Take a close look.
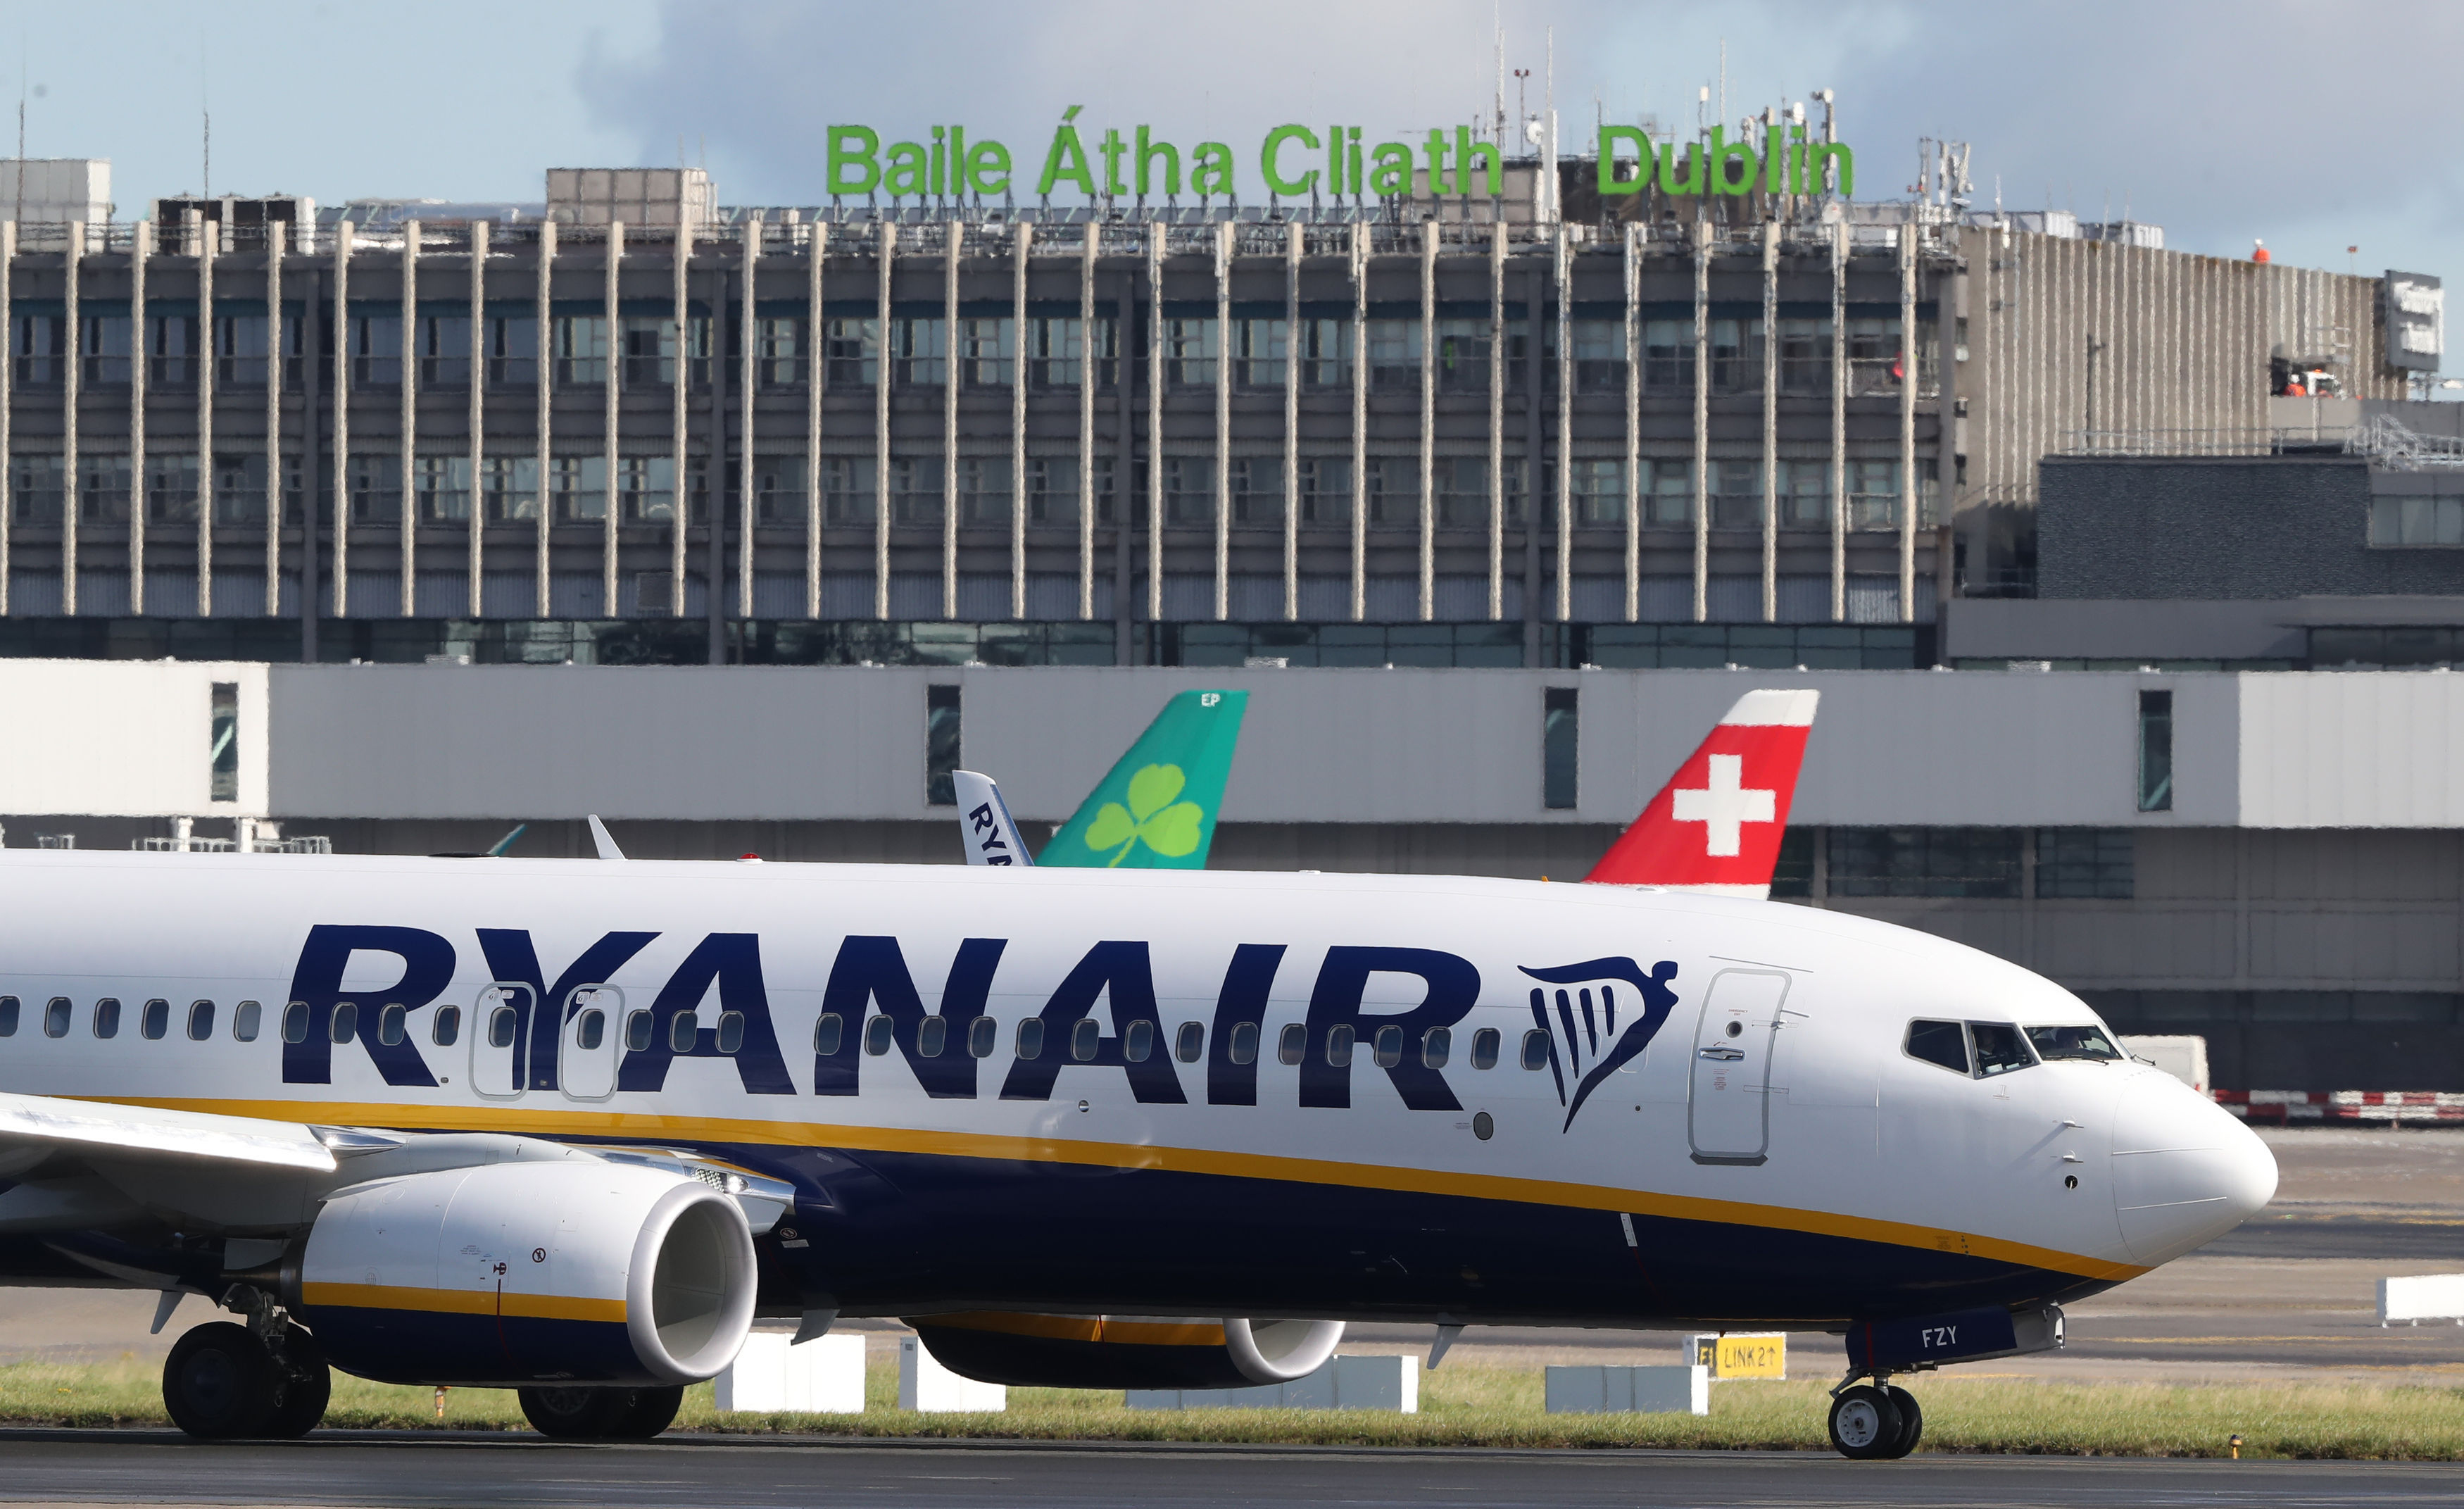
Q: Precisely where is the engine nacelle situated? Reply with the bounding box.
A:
[296,1160,755,1387]
[909,1311,1345,1389]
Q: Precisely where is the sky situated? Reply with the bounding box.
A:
[6,0,2457,334]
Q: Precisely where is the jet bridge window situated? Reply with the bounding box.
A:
[140,999,169,1040]
[1904,1019,1970,1074]
[1970,1022,2036,1077]
[0,996,15,1037]
[92,998,120,1039]
[2024,1025,2123,1062]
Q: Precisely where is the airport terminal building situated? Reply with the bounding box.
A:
[0,149,2455,1094]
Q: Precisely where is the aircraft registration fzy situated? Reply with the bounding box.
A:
[263,919,1680,1129]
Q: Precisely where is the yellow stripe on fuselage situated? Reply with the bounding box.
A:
[299,1281,625,1325]
[113,1096,2148,1284]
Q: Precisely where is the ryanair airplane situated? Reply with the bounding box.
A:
[0,691,2273,1460]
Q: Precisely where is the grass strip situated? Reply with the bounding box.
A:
[4,1357,2460,1459]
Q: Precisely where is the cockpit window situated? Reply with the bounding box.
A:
[1904,1019,1970,1075]
[2025,1025,2124,1062]
[1970,1022,2036,1077]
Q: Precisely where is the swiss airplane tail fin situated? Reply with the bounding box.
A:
[1582,689,1818,898]
[1042,689,1248,869]
[952,771,1035,868]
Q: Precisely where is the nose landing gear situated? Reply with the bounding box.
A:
[1827,1378,1923,1460]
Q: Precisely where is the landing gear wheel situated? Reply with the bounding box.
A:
[1827,1384,1906,1460]
[163,1322,277,1440]
[1881,1384,1923,1458]
[262,1327,332,1439]
[610,1386,683,1440]
[519,1386,641,1439]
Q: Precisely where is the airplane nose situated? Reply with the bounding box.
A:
[2110,1067,2277,1266]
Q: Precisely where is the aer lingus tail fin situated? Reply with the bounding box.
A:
[1041,689,1248,869]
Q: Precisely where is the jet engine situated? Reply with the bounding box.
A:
[294,1160,755,1387]
[907,1311,1345,1389]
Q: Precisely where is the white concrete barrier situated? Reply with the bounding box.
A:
[898,1336,1007,1412]
[2380,1274,2464,1326]
[714,1332,867,1413]
[1125,1354,1419,1412]
[1544,1365,1709,1415]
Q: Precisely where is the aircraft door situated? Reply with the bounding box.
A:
[470,982,535,1100]
[559,986,622,1102]
[1687,969,1790,1165]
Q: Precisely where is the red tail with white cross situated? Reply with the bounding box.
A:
[1582,689,1818,898]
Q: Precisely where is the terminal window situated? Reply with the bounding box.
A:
[925,684,960,807]
[1828,827,2021,899]
[2035,829,2135,900]
[208,682,239,802]
[1542,687,1578,810]
[2137,690,2173,813]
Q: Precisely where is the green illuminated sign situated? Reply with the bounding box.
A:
[822,110,1854,202]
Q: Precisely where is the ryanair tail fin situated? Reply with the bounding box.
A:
[952,771,1034,868]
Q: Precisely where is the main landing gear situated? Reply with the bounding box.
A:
[517,1385,685,1441]
[1827,1379,1923,1460]
[162,1318,331,1440]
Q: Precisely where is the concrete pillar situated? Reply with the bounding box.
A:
[466,219,486,619]
[1688,222,1707,624]
[198,215,218,619]
[1347,221,1365,622]
[1282,220,1300,621]
[670,217,692,618]
[532,219,553,618]
[1557,223,1573,625]
[0,223,11,615]
[1077,226,1095,621]
[874,217,892,621]
[941,218,959,620]
[1487,220,1505,622]
[1114,273,1133,659]
[1010,220,1029,621]
[130,219,149,615]
[805,221,826,620]
[1623,222,1640,623]
[397,220,417,618]
[1760,220,1778,623]
[1417,218,1435,622]
[1828,220,1847,622]
[263,219,285,620]
[331,220,351,619]
[602,220,623,620]
[738,222,758,620]
[1145,223,1163,623]
[1897,224,1916,625]
[62,220,79,617]
[1214,218,1232,622]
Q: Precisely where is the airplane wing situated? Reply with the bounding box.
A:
[952,770,1035,867]
[1583,688,1818,897]
[0,1090,338,1178]
[1041,689,1248,869]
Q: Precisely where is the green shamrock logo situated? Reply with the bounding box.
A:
[1083,763,1205,866]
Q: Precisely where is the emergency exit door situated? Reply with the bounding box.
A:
[1687,969,1791,1165]
[470,982,536,1101]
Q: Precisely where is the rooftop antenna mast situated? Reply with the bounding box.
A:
[1492,6,1504,147]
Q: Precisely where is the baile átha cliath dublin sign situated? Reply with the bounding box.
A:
[824,109,1855,202]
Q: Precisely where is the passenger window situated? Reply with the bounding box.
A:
[915,1015,946,1058]
[44,996,70,1038]
[377,1003,406,1046]
[1904,1020,1970,1075]
[1519,1028,1551,1070]
[1326,1023,1354,1068]
[1123,1019,1153,1063]
[810,1013,842,1056]
[715,1011,744,1054]
[1227,1020,1258,1066]
[431,1004,459,1046]
[967,1015,997,1058]
[1069,1018,1100,1063]
[1421,1025,1452,1069]
[141,998,170,1040]
[1014,1018,1045,1060]
[0,995,17,1037]
[232,1000,262,1042]
[187,1001,215,1041]
[1470,1027,1500,1070]
[862,1013,893,1056]
[2025,1024,2124,1062]
[1372,1025,1402,1068]
[282,1001,310,1044]
[1970,1022,2036,1077]
[93,998,121,1039]
[573,1009,605,1051]
[1277,1022,1305,1065]
[486,1005,518,1049]
[329,1003,357,1044]
[672,1013,701,1053]
[1175,1021,1204,1063]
